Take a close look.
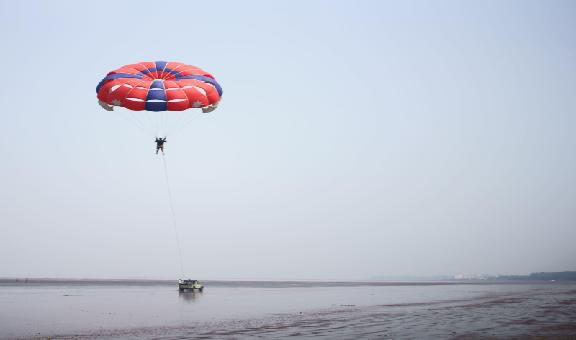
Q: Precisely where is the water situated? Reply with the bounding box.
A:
[0,280,575,339]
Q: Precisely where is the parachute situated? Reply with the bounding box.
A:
[96,61,223,135]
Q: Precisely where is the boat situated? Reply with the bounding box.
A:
[178,279,204,292]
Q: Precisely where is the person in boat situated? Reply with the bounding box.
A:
[155,137,167,154]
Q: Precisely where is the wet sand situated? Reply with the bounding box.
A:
[1,281,575,339]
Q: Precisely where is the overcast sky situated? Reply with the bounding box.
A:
[0,0,575,280]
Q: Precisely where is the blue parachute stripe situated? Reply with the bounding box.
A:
[167,68,183,75]
[146,80,167,111]
[95,73,143,92]
[146,80,166,101]
[176,75,223,96]
[150,80,164,89]
[145,101,167,111]
[155,61,167,72]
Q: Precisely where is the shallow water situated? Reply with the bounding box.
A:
[0,280,574,339]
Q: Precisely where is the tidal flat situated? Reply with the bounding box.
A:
[1,280,575,339]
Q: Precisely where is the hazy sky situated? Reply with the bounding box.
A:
[1,0,575,280]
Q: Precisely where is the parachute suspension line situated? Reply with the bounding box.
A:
[161,154,185,278]
[161,111,168,137]
[173,113,201,137]
[112,110,145,134]
[166,112,183,136]
[162,111,168,136]
[158,111,164,136]
[167,112,185,135]
[124,110,150,135]
[152,111,159,137]
[172,112,196,134]
[166,112,200,138]
[152,111,167,138]
[148,111,160,137]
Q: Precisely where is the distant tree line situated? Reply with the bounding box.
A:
[498,271,576,281]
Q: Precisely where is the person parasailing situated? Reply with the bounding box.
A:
[96,61,223,286]
[155,137,167,154]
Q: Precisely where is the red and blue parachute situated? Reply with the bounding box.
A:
[96,61,222,113]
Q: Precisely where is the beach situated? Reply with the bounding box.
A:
[1,280,575,339]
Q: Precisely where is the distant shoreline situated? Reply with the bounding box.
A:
[0,277,562,288]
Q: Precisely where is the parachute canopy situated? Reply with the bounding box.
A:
[96,61,222,113]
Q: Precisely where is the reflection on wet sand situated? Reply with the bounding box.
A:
[178,290,202,303]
